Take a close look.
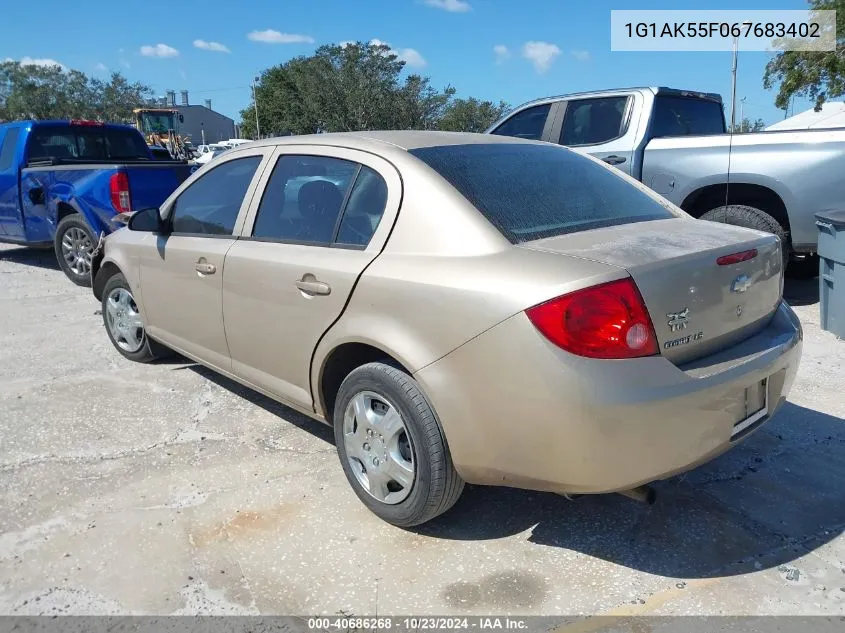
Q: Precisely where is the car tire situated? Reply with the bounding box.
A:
[699,205,789,269]
[101,272,171,363]
[333,362,464,527]
[54,214,96,287]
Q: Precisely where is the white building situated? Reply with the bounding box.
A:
[766,102,845,131]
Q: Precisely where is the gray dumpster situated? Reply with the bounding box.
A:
[816,210,845,339]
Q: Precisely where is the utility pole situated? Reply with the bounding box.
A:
[729,22,752,134]
[252,75,261,140]
[740,97,746,132]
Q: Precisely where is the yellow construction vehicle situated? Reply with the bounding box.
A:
[132,108,191,160]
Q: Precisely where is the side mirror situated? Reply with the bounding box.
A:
[127,207,165,233]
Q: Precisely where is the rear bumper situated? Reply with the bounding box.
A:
[415,301,803,494]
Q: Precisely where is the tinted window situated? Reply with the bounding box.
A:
[490,104,551,141]
[76,128,149,160]
[651,96,726,137]
[410,143,674,244]
[171,156,262,235]
[0,128,21,171]
[560,97,628,146]
[26,127,149,161]
[336,166,388,246]
[252,155,358,243]
[28,130,77,160]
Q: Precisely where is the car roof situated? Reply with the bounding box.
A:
[244,130,537,153]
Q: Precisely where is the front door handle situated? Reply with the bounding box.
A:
[295,278,331,296]
[602,155,627,165]
[195,261,216,275]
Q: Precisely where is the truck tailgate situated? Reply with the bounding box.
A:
[124,162,193,210]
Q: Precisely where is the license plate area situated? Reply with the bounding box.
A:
[731,378,768,441]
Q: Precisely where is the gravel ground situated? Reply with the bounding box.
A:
[0,243,843,618]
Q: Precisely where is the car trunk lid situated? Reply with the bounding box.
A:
[520,217,783,364]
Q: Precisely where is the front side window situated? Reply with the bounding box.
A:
[410,143,674,244]
[560,96,629,146]
[489,104,551,141]
[252,155,359,244]
[170,156,262,235]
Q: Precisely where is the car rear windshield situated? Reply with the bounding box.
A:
[650,96,726,137]
[27,126,150,162]
[409,143,675,244]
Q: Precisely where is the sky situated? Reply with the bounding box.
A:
[2,0,820,127]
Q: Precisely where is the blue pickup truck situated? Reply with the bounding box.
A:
[0,120,192,285]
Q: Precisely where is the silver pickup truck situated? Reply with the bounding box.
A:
[485,86,845,275]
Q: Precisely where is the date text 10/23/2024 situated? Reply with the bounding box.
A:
[307,617,530,631]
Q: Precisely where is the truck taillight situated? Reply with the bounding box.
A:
[109,172,131,213]
[525,278,659,359]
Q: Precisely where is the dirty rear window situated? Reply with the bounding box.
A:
[410,143,674,244]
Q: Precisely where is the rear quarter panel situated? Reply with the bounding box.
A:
[20,166,120,242]
[643,130,845,250]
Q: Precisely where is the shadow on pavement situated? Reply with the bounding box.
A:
[0,246,58,271]
[417,402,845,578]
[784,277,819,307]
[187,363,335,444]
[180,354,843,580]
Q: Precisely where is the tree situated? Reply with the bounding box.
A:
[0,61,152,123]
[439,97,511,133]
[240,42,504,137]
[763,0,845,111]
[729,117,766,133]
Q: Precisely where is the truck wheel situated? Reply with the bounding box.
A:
[700,205,789,269]
[54,214,96,287]
[101,272,171,363]
[333,362,464,527]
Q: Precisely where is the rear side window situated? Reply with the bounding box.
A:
[560,97,629,146]
[335,166,388,247]
[651,96,726,137]
[170,156,262,235]
[410,143,674,244]
[251,155,359,244]
[489,104,551,141]
[0,128,21,171]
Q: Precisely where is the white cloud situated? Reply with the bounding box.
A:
[193,39,231,53]
[247,29,314,44]
[140,43,179,58]
[5,56,66,70]
[95,62,108,72]
[423,0,471,12]
[493,45,510,64]
[572,50,590,62]
[369,39,427,68]
[522,41,561,73]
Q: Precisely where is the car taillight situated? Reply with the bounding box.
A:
[525,278,659,359]
[716,249,758,265]
[109,172,131,213]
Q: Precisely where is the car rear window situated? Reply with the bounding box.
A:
[409,143,674,244]
[650,96,726,137]
[27,126,149,162]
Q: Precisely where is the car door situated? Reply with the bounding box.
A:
[222,146,400,409]
[0,126,23,238]
[553,94,638,175]
[139,149,272,370]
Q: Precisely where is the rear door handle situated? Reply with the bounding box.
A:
[295,278,331,296]
[195,261,216,275]
[602,155,627,165]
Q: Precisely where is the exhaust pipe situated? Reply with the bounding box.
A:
[617,484,656,505]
